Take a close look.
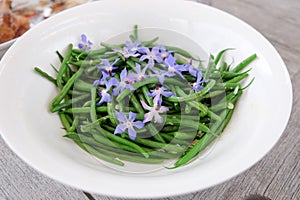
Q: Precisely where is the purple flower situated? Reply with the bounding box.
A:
[127,63,149,82]
[96,78,117,106]
[116,47,140,59]
[191,71,207,92]
[114,111,145,140]
[92,71,109,87]
[147,85,174,105]
[188,61,201,77]
[78,34,92,51]
[164,54,188,79]
[155,45,173,59]
[139,46,163,68]
[150,69,168,84]
[140,95,169,124]
[96,58,119,76]
[112,68,135,96]
[125,40,144,53]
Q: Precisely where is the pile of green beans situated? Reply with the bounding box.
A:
[34,26,256,168]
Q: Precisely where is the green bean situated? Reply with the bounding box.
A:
[69,59,100,68]
[51,67,84,108]
[214,82,241,91]
[73,79,92,92]
[84,144,125,166]
[65,106,107,114]
[69,116,79,132]
[50,64,59,73]
[166,80,216,102]
[34,67,57,85]
[160,133,191,146]
[87,125,149,158]
[232,53,257,73]
[134,137,186,153]
[203,55,216,80]
[90,87,97,122]
[100,42,123,50]
[219,61,229,72]
[165,118,212,135]
[214,48,234,66]
[63,132,88,150]
[172,86,208,115]
[93,145,164,164]
[50,92,90,113]
[107,100,117,126]
[225,73,249,84]
[56,44,73,89]
[56,50,64,62]
[141,37,159,47]
[59,112,72,131]
[221,68,252,80]
[173,131,198,140]
[72,47,108,57]
[133,24,138,40]
[161,125,179,132]
[141,86,154,106]
[165,45,195,59]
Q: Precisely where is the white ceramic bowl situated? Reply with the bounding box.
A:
[0,0,292,198]
[0,39,16,59]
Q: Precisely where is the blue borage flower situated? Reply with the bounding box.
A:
[112,68,135,96]
[78,34,93,51]
[96,58,119,76]
[114,111,145,140]
[115,47,140,60]
[147,85,174,105]
[127,63,149,83]
[125,40,144,53]
[140,95,169,124]
[155,45,174,59]
[139,46,163,69]
[164,54,189,79]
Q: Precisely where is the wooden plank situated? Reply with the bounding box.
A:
[0,138,89,200]
[211,0,300,75]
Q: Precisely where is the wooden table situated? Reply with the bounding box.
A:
[0,0,299,199]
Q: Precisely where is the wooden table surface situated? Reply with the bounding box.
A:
[0,0,299,199]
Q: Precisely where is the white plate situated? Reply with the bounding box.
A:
[0,0,292,198]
